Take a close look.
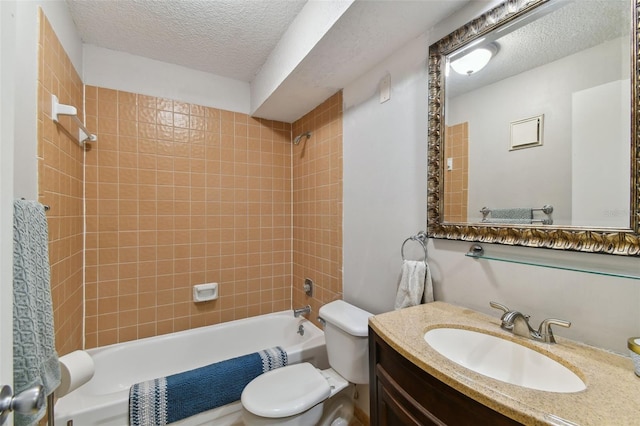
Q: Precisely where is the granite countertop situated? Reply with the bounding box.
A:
[368,302,640,425]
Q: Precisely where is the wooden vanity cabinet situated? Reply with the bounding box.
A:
[369,327,522,426]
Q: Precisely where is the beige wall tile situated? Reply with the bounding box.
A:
[444,123,469,223]
[84,87,295,346]
[37,9,84,356]
[291,92,344,326]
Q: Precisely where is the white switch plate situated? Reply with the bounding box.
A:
[380,74,391,103]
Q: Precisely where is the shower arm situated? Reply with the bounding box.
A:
[293,131,312,145]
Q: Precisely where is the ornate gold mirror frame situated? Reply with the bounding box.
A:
[427,0,640,256]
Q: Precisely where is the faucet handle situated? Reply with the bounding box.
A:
[537,318,571,343]
[489,301,510,314]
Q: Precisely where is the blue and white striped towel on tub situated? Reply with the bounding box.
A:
[129,346,288,425]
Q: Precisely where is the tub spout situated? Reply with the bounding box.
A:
[294,305,311,318]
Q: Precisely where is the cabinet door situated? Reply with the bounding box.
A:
[377,365,446,426]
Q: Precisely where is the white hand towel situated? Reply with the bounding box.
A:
[394,260,426,310]
[423,261,434,303]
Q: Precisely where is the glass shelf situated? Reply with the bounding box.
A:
[465,244,640,280]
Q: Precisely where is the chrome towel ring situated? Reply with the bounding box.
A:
[401,231,428,266]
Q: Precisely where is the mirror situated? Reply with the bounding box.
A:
[427,0,640,255]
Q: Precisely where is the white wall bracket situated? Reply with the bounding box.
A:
[51,95,97,146]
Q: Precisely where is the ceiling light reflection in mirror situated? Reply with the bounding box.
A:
[450,43,498,76]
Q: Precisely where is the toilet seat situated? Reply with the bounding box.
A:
[241,363,331,418]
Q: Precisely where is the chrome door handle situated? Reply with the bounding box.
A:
[0,384,45,425]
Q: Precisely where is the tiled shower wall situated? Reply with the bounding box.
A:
[291,92,343,325]
[38,9,345,350]
[444,122,468,222]
[83,88,293,347]
[37,9,85,356]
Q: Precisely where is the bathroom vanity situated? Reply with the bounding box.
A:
[368,302,640,425]
[369,328,519,425]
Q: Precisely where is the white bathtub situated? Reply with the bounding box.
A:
[55,311,328,425]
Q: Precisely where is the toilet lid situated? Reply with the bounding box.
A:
[241,363,331,418]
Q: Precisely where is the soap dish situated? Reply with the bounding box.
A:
[627,337,640,376]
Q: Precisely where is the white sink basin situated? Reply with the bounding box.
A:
[424,328,586,393]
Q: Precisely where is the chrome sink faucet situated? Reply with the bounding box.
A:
[294,305,311,318]
[490,301,571,344]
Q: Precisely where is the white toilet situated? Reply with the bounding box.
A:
[241,300,373,426]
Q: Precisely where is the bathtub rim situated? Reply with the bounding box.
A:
[86,309,320,355]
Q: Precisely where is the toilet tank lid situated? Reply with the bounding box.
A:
[318,300,373,337]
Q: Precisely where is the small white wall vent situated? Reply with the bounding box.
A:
[510,114,543,151]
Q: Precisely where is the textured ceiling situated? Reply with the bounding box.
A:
[448,0,630,98]
[65,0,473,121]
[66,0,307,82]
[254,0,471,121]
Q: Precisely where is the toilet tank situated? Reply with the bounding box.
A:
[318,300,373,384]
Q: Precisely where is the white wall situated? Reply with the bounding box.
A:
[13,0,83,200]
[343,33,428,315]
[83,45,251,114]
[572,79,630,227]
[342,1,640,356]
[1,0,18,405]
